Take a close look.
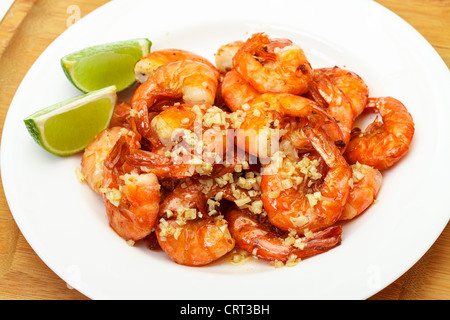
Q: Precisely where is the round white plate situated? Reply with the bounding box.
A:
[2,0,450,300]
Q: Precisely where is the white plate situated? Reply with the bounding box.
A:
[0,0,14,23]
[2,0,450,300]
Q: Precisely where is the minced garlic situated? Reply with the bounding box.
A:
[100,187,121,207]
[290,215,309,228]
[306,192,322,208]
[351,162,365,183]
[75,167,85,183]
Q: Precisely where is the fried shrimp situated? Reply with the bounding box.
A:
[314,67,369,118]
[341,162,382,221]
[344,97,415,170]
[81,127,140,194]
[149,103,230,151]
[131,60,219,140]
[101,135,161,241]
[109,102,134,129]
[126,103,235,179]
[261,127,352,234]
[237,93,342,159]
[226,206,342,263]
[233,33,313,95]
[155,181,235,266]
[220,69,260,112]
[214,40,244,74]
[309,72,354,148]
[135,48,219,83]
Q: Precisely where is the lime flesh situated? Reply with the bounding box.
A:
[24,86,117,156]
[61,39,151,93]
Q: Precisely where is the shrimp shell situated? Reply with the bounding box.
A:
[344,97,415,170]
[261,127,352,234]
[226,207,342,262]
[135,48,219,83]
[155,182,235,266]
[233,33,313,95]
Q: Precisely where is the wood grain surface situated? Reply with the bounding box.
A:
[0,0,449,300]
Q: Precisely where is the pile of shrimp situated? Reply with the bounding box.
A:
[79,33,414,267]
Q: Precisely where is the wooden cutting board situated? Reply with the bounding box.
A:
[0,0,449,300]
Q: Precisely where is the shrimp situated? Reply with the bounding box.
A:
[226,207,342,263]
[80,127,141,194]
[125,148,194,180]
[233,33,313,95]
[278,74,353,155]
[309,72,354,148]
[314,67,369,118]
[109,101,135,129]
[131,60,219,140]
[341,163,382,221]
[220,69,260,112]
[261,126,352,234]
[215,38,292,75]
[152,103,233,163]
[155,181,235,266]
[214,40,244,74]
[277,117,316,154]
[135,48,219,83]
[344,97,415,170]
[101,135,161,241]
[236,93,342,159]
[126,103,235,179]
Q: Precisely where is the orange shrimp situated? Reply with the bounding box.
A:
[153,103,233,161]
[124,148,194,180]
[148,103,201,149]
[109,101,136,129]
[277,117,316,155]
[101,135,161,242]
[309,72,354,148]
[261,126,352,234]
[126,103,235,179]
[233,33,313,95]
[344,97,415,170]
[125,146,238,180]
[214,38,293,76]
[341,163,382,221]
[214,40,244,74]
[226,207,342,263]
[314,67,369,119]
[236,93,342,159]
[220,69,260,112]
[155,181,235,266]
[131,60,219,140]
[135,48,219,83]
[80,127,141,194]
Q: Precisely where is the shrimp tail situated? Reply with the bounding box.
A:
[307,78,329,110]
[303,125,347,167]
[104,136,132,172]
[299,226,342,258]
[309,105,347,150]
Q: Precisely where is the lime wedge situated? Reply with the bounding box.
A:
[24,86,117,156]
[61,38,151,93]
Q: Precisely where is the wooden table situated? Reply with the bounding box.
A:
[0,0,449,300]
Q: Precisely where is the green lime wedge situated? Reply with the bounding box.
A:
[61,38,151,93]
[24,86,117,156]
